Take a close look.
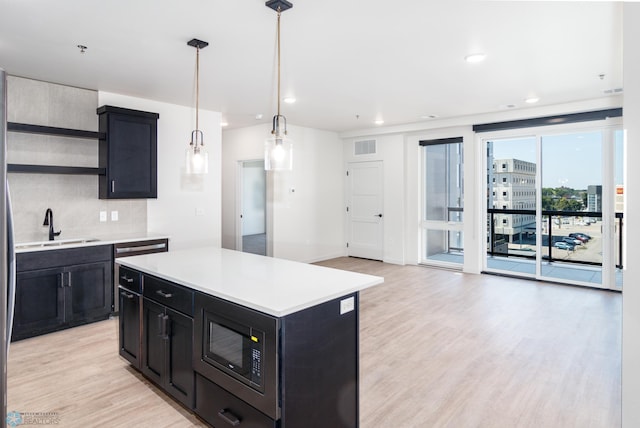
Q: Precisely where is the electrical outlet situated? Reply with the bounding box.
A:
[340,296,355,315]
[111,211,119,221]
[99,211,107,222]
[195,207,205,216]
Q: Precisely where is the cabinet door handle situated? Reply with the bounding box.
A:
[164,315,171,339]
[67,272,72,288]
[120,275,134,283]
[157,313,165,338]
[59,272,65,288]
[217,409,241,426]
[122,291,135,299]
[111,180,115,193]
[156,290,173,299]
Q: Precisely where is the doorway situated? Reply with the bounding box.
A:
[347,161,384,261]
[237,160,267,256]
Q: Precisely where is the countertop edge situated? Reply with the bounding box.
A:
[15,234,170,253]
[116,250,384,317]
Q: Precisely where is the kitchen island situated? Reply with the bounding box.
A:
[117,247,383,428]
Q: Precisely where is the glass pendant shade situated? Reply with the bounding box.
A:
[186,130,209,174]
[264,134,293,171]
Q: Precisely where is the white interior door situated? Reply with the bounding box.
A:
[347,161,383,260]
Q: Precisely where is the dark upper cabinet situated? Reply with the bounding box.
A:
[97,105,159,199]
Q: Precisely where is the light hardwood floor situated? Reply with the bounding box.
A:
[8,258,621,427]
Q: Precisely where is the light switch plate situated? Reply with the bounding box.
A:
[99,211,107,222]
[111,211,118,221]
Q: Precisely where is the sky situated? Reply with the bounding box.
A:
[490,130,624,189]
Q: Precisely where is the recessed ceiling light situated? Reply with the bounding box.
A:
[464,53,486,63]
[283,97,296,104]
[255,114,263,120]
[525,97,540,104]
[374,119,385,125]
[220,121,229,127]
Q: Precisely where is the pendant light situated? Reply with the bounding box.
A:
[185,38,209,175]
[264,0,293,171]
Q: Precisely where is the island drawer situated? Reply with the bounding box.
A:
[195,373,277,428]
[118,266,142,293]
[143,274,194,316]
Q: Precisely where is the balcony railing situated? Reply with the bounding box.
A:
[486,208,624,269]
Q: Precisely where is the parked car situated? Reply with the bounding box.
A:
[562,236,582,245]
[554,241,575,251]
[568,233,589,243]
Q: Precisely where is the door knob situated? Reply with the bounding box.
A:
[375,214,383,218]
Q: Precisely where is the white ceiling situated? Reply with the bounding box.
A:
[0,0,623,132]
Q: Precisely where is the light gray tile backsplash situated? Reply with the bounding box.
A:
[7,76,147,243]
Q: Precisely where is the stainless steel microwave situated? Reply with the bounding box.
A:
[194,292,280,420]
[202,310,265,391]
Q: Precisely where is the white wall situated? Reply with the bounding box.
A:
[622,3,640,426]
[222,123,345,263]
[98,92,221,250]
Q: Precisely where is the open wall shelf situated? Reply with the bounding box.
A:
[7,122,104,176]
[8,122,104,140]
[7,164,105,175]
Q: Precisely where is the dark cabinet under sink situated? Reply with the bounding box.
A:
[13,245,113,341]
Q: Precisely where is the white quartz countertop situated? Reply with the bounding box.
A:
[15,233,169,253]
[117,247,384,317]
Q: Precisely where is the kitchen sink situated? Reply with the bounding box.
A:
[15,238,100,250]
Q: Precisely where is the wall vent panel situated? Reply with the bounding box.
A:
[354,139,376,155]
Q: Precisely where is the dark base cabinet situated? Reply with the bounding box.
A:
[118,266,142,368]
[140,275,195,410]
[195,374,278,428]
[279,294,359,428]
[13,245,113,341]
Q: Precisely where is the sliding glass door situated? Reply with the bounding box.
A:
[540,131,603,285]
[484,124,623,289]
[487,137,537,276]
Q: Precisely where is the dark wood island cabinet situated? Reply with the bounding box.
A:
[117,247,384,428]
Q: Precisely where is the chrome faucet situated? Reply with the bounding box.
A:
[43,208,61,241]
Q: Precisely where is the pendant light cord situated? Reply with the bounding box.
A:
[196,46,200,133]
[276,8,282,118]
